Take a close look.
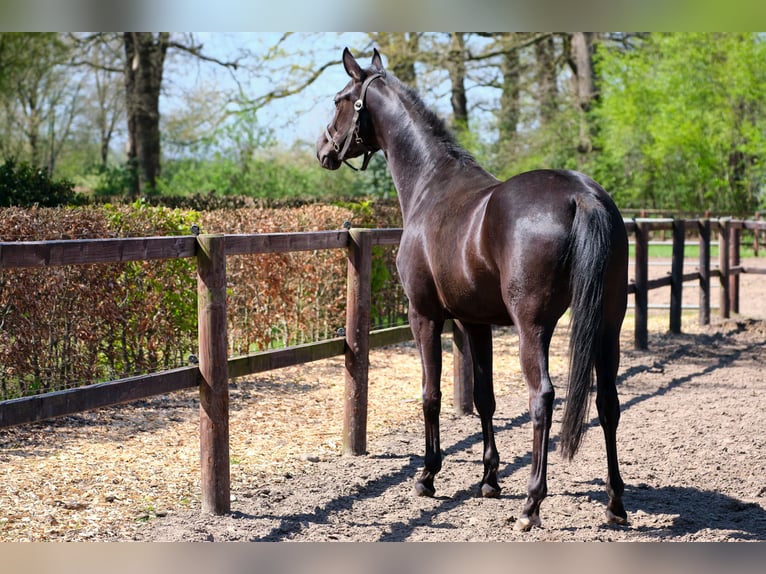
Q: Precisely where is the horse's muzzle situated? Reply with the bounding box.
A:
[316,133,341,170]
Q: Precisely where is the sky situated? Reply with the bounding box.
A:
[162,32,502,154]
[162,33,373,151]
[4,3,765,156]
[3,0,766,33]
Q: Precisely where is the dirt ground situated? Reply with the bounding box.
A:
[1,261,765,542]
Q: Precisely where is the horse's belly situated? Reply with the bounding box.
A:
[437,278,513,325]
[444,297,513,325]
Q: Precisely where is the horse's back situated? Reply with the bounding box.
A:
[493,169,618,223]
[486,169,625,265]
[398,168,624,325]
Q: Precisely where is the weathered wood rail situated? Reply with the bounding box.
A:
[0,218,764,515]
[0,227,420,514]
[627,218,766,349]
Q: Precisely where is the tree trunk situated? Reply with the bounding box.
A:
[95,67,121,167]
[22,90,42,169]
[123,32,168,198]
[447,33,468,133]
[498,47,521,143]
[569,32,598,155]
[570,32,598,111]
[535,35,558,125]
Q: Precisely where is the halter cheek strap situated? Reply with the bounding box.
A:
[325,72,383,171]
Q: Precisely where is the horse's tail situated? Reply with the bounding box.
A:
[559,191,615,461]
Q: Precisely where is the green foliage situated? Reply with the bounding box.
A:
[0,203,200,399]
[156,147,393,202]
[0,202,407,399]
[0,157,75,207]
[592,33,766,214]
[490,105,583,180]
[102,200,200,373]
[92,162,139,200]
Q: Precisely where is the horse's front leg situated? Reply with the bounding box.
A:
[410,309,444,497]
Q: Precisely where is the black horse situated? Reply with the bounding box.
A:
[317,48,629,530]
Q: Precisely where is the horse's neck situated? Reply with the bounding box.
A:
[372,89,496,222]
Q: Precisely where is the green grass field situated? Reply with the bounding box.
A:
[629,241,765,259]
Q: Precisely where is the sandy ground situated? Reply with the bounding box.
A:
[1,260,764,542]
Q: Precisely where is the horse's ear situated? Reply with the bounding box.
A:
[371,48,384,72]
[342,47,363,81]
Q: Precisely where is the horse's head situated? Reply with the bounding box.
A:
[317,48,385,171]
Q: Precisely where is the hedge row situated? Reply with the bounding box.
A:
[0,201,405,400]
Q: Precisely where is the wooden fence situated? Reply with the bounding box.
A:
[0,218,764,515]
[627,218,766,348]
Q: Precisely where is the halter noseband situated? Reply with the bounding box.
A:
[325,72,383,171]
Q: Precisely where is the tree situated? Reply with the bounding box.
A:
[367,33,420,86]
[446,32,469,133]
[498,46,521,143]
[0,33,81,175]
[593,32,766,214]
[535,34,558,126]
[73,33,240,198]
[123,32,168,197]
[463,32,580,176]
[80,34,125,167]
[567,32,599,157]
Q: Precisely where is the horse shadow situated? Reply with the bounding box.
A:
[243,411,531,541]
[239,325,765,541]
[575,480,766,540]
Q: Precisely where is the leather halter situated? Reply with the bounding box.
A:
[324,72,383,171]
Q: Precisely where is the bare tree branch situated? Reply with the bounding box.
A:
[236,58,341,113]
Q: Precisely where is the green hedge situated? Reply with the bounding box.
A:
[0,158,75,207]
[0,201,406,400]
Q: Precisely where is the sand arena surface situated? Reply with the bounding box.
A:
[1,260,764,541]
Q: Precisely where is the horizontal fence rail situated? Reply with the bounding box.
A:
[0,236,199,267]
[1,218,764,515]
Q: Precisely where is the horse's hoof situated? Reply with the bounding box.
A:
[480,483,501,498]
[514,514,541,532]
[414,481,435,497]
[605,508,628,525]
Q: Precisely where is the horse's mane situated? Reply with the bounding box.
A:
[376,69,477,167]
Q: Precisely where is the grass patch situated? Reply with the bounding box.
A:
[628,242,765,259]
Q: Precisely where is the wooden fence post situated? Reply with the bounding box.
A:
[719,219,730,319]
[634,220,649,350]
[196,234,230,515]
[344,228,372,456]
[451,320,474,416]
[730,224,740,315]
[669,219,685,334]
[698,219,711,326]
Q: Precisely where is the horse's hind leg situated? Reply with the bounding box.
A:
[410,308,444,497]
[595,328,628,524]
[516,321,556,531]
[462,322,500,497]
